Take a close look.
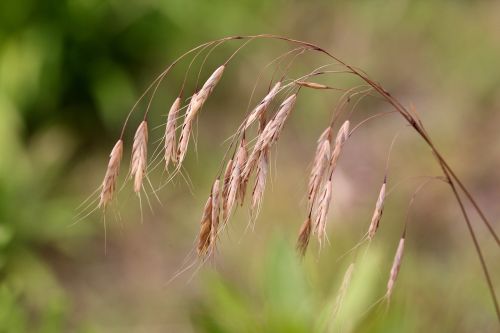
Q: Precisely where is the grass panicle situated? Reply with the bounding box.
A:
[92,35,499,319]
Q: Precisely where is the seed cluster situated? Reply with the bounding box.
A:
[93,36,500,316]
[97,59,400,300]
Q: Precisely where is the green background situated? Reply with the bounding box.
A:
[1,0,499,332]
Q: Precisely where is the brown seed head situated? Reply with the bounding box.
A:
[244,82,281,130]
[177,120,192,165]
[225,140,246,222]
[199,65,225,98]
[131,121,148,193]
[222,158,234,222]
[186,65,225,124]
[250,148,269,220]
[210,179,221,245]
[177,66,225,165]
[336,120,350,146]
[197,194,213,256]
[270,94,297,143]
[295,81,331,90]
[313,179,333,247]
[165,97,181,168]
[328,120,350,176]
[368,181,386,240]
[99,139,123,208]
[386,237,405,299]
[308,127,332,207]
[237,138,249,205]
[244,94,297,180]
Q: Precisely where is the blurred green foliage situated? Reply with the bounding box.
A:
[1,0,499,332]
[191,237,418,333]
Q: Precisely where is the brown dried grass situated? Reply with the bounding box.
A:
[131,121,148,193]
[164,97,181,168]
[93,35,499,318]
[386,236,405,300]
[368,180,386,240]
[99,139,123,208]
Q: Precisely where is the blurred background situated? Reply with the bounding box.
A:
[1,0,499,332]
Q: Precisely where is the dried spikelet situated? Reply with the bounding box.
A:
[296,81,331,89]
[269,94,297,143]
[328,120,350,175]
[329,144,341,171]
[176,66,225,165]
[222,159,233,222]
[183,91,198,125]
[244,82,281,130]
[131,121,148,193]
[317,126,333,143]
[313,179,333,246]
[99,139,123,208]
[296,216,312,256]
[237,138,249,205]
[185,65,225,124]
[197,194,213,256]
[250,148,269,219]
[210,179,221,246]
[308,127,332,206]
[164,97,181,168]
[367,179,386,240]
[386,236,405,299]
[177,120,192,165]
[307,122,349,247]
[336,120,350,145]
[243,94,297,181]
[225,140,246,222]
[241,148,259,183]
[257,94,297,150]
[197,65,225,101]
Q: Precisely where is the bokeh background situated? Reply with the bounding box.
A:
[1,0,499,332]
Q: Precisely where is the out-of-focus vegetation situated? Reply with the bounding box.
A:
[0,0,499,332]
